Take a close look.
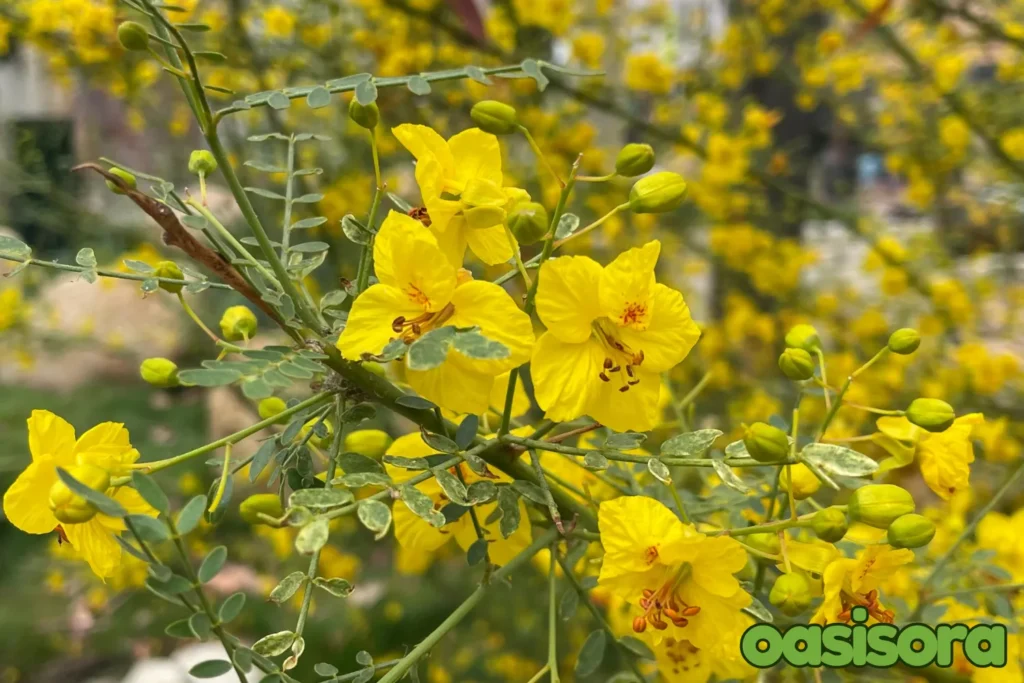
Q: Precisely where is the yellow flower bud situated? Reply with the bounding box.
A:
[105,167,137,195]
[887,328,921,355]
[770,572,812,617]
[470,100,519,135]
[810,506,848,542]
[784,324,821,352]
[140,357,179,388]
[778,347,815,381]
[628,172,688,214]
[744,532,781,556]
[219,305,258,341]
[906,398,955,432]
[743,422,790,463]
[508,201,549,246]
[154,260,184,294]
[848,484,915,529]
[887,513,935,549]
[348,99,380,129]
[780,463,820,500]
[48,464,111,525]
[239,493,284,525]
[299,418,334,449]
[117,21,150,52]
[258,397,287,422]
[188,150,218,176]
[343,429,392,459]
[615,143,655,177]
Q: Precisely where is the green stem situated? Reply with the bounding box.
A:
[280,135,296,255]
[0,255,231,289]
[376,527,559,683]
[502,222,533,288]
[814,348,831,412]
[667,481,690,524]
[355,135,384,295]
[187,198,281,287]
[208,442,231,513]
[552,203,628,248]
[816,347,889,441]
[520,125,563,187]
[547,547,560,683]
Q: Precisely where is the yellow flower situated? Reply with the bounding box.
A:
[597,496,750,650]
[875,413,983,499]
[385,433,532,566]
[654,636,756,683]
[262,5,296,39]
[531,241,700,432]
[337,211,534,414]
[3,410,156,578]
[392,124,529,266]
[810,544,914,625]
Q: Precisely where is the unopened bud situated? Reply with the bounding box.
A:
[779,347,815,381]
[219,305,257,341]
[188,150,218,176]
[770,572,812,616]
[743,422,790,463]
[117,21,150,52]
[48,464,111,524]
[470,100,519,135]
[140,357,179,388]
[848,484,915,529]
[628,172,688,214]
[887,513,935,549]
[888,328,921,355]
[344,429,392,460]
[105,167,137,195]
[810,506,848,542]
[906,398,955,433]
[508,201,549,245]
[781,463,821,500]
[784,324,821,352]
[239,493,284,525]
[349,99,379,129]
[615,143,656,177]
[258,397,287,422]
[744,532,781,556]
[154,260,184,293]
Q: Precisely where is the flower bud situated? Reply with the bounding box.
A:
[906,398,955,433]
[299,418,334,449]
[239,493,284,525]
[348,99,379,129]
[784,324,821,352]
[117,21,150,52]
[779,347,815,381]
[887,513,935,549]
[188,150,218,176]
[770,572,812,617]
[470,100,519,135]
[219,305,258,341]
[628,172,688,214]
[810,506,848,542]
[888,328,921,355]
[848,484,915,529]
[258,396,287,422]
[48,464,111,525]
[105,167,137,195]
[744,532,781,556]
[780,463,820,500]
[154,260,184,294]
[743,422,790,463]
[140,357,179,388]
[344,429,392,460]
[615,143,656,177]
[507,201,549,246]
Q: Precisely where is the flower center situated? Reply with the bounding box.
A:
[836,588,895,624]
[592,319,645,393]
[663,639,701,676]
[632,563,701,633]
[391,302,455,342]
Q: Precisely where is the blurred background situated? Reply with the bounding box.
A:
[1,0,1022,681]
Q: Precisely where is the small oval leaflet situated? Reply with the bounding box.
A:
[189,660,233,678]
[646,458,671,484]
[660,429,723,457]
[306,86,331,109]
[357,499,392,539]
[575,629,607,676]
[289,488,355,510]
[295,517,330,554]
[711,459,750,493]
[800,442,880,477]
[270,571,307,603]
[252,630,296,657]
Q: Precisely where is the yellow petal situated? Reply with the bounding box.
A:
[406,354,495,415]
[393,498,453,554]
[619,283,700,373]
[688,536,748,598]
[392,124,454,175]
[463,205,507,232]
[598,241,660,330]
[414,156,448,206]
[3,460,59,534]
[97,487,158,531]
[447,128,503,189]
[919,447,972,500]
[875,415,921,443]
[587,369,662,433]
[74,422,138,471]
[65,518,123,578]
[455,499,532,566]
[461,177,508,208]
[598,496,685,595]
[531,333,604,423]
[429,215,470,268]
[535,255,603,344]
[374,211,457,311]
[27,410,76,465]
[464,223,514,265]
[337,284,421,359]
[449,279,534,371]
